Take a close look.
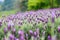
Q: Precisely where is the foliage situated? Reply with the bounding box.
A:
[2,0,14,11]
[27,0,58,10]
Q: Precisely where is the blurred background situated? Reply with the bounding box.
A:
[0,0,60,16]
[0,0,60,40]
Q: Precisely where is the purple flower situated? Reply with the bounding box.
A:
[16,38,19,40]
[39,18,44,22]
[18,22,22,25]
[25,33,28,40]
[14,37,19,40]
[18,30,24,36]
[33,31,37,37]
[26,33,28,37]
[7,21,14,30]
[19,36,25,40]
[51,11,56,18]
[48,35,51,40]
[51,17,55,23]
[7,24,11,30]
[4,28,8,34]
[9,34,15,40]
[29,30,33,36]
[8,20,14,27]
[51,11,55,23]
[58,26,60,32]
[58,14,60,17]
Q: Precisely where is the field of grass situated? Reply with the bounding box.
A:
[0,10,18,18]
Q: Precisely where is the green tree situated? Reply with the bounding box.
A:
[27,0,58,10]
[56,0,60,7]
[50,0,58,8]
[19,0,28,12]
[27,0,51,10]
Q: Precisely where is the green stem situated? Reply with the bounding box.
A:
[31,36,34,40]
[41,36,45,40]
[51,23,54,36]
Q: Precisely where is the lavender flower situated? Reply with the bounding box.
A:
[51,11,56,23]
[8,20,14,27]
[19,36,25,40]
[7,21,14,30]
[26,33,28,37]
[58,26,60,32]
[51,11,56,18]
[29,30,33,36]
[7,24,11,30]
[25,33,28,40]
[51,17,55,23]
[4,28,8,34]
[58,14,60,17]
[16,38,19,40]
[9,34,15,40]
[33,31,38,37]
[18,30,24,36]
[48,35,51,40]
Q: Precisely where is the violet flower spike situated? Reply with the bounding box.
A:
[29,30,33,36]
[9,34,15,40]
[4,28,8,34]
[48,35,51,40]
[58,26,60,32]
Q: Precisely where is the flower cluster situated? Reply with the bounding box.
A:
[0,8,60,40]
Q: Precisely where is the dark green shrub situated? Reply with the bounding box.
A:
[27,0,58,10]
[27,0,50,10]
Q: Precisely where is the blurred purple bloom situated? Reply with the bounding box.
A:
[7,24,11,30]
[8,20,14,27]
[48,35,51,40]
[4,28,8,34]
[25,33,28,40]
[51,11,56,18]
[9,34,15,40]
[51,17,55,23]
[58,14,60,16]
[29,30,33,36]
[58,26,60,32]
[18,22,22,25]
[33,31,37,37]
[18,30,24,36]
[39,18,44,22]
[7,21,14,30]
[15,38,19,40]
[19,36,25,40]
[26,33,28,37]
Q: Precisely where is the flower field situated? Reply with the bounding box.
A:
[0,8,60,40]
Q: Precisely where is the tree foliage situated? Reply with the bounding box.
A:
[27,0,58,10]
[2,0,14,11]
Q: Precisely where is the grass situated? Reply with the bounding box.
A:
[0,10,18,18]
